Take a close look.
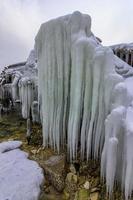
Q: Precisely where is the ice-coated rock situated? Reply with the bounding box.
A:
[35,11,133,199]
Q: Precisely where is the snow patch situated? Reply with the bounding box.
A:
[0,141,44,200]
[0,140,22,153]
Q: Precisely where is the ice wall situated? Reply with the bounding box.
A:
[35,11,133,199]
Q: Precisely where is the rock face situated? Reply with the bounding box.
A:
[40,155,66,192]
[35,11,133,199]
[65,172,78,193]
[90,192,99,200]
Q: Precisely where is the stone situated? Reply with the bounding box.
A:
[79,163,89,174]
[40,155,66,192]
[90,187,100,193]
[65,172,78,193]
[31,149,37,154]
[66,172,73,182]
[74,188,90,200]
[39,193,57,200]
[84,181,90,190]
[70,164,76,174]
[73,174,78,184]
[90,192,99,200]
[44,187,50,193]
[37,147,42,154]
[66,172,78,184]
[78,176,86,186]
[63,189,70,200]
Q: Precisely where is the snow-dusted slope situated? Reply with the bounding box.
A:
[35,11,133,199]
[0,141,44,200]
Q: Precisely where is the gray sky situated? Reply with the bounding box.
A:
[0,0,133,71]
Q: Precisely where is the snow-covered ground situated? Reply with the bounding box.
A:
[0,141,44,200]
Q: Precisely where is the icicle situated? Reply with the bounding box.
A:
[125,52,129,64]
[101,106,126,183]
[111,82,131,109]
[19,77,34,119]
[106,137,118,196]
[131,51,133,66]
[120,51,123,60]
[31,101,39,123]
[0,104,3,118]
[124,105,133,200]
[26,118,32,145]
[104,73,123,116]
[12,72,22,101]
[80,41,95,160]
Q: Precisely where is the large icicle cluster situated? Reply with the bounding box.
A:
[35,11,133,199]
[0,50,38,120]
[18,50,38,119]
[101,56,133,200]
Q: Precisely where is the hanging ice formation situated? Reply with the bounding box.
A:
[0,49,38,122]
[35,11,133,199]
[17,50,38,119]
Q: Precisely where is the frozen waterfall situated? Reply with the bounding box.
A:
[35,11,133,199]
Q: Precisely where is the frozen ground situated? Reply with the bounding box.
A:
[0,141,44,200]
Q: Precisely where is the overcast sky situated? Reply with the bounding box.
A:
[0,0,133,71]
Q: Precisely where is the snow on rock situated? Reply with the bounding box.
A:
[0,141,44,200]
[35,11,133,199]
[0,140,22,153]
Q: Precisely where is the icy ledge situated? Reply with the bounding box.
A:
[0,141,44,200]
